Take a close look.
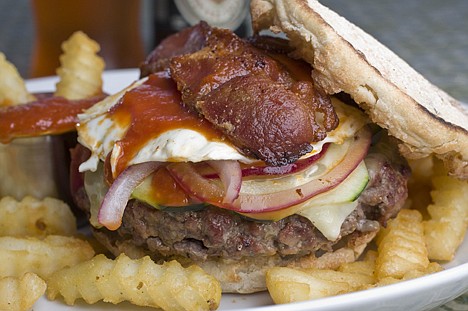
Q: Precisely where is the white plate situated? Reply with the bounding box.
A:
[26,69,468,311]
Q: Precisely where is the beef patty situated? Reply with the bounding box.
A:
[73,141,410,262]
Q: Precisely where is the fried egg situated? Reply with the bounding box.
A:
[77,77,368,175]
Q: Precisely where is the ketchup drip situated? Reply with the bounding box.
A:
[0,95,105,143]
[109,71,225,178]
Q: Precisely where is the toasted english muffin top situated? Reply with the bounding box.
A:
[251,0,468,179]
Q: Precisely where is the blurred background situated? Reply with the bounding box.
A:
[0,0,467,103]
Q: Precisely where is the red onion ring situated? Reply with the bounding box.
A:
[98,161,162,230]
[200,144,329,179]
[166,162,225,204]
[206,160,242,204]
[232,128,371,213]
[168,127,371,214]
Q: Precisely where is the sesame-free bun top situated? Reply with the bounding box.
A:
[251,0,468,179]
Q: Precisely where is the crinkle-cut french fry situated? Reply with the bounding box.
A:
[338,250,376,277]
[266,250,378,303]
[305,269,375,289]
[400,262,443,280]
[375,209,429,280]
[54,31,105,100]
[47,253,221,311]
[0,52,36,106]
[0,272,46,311]
[0,235,94,279]
[0,196,76,237]
[266,267,354,303]
[266,262,375,304]
[406,157,434,216]
[375,261,443,287]
[423,173,468,261]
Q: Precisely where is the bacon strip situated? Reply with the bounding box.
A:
[199,75,321,165]
[140,22,338,166]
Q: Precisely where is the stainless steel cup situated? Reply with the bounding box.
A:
[0,135,72,201]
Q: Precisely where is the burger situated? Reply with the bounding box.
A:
[70,0,468,294]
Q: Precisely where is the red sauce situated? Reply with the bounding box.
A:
[148,167,193,206]
[109,71,225,177]
[0,95,105,144]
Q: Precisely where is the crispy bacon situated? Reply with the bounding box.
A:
[169,26,294,107]
[0,95,105,143]
[140,22,338,166]
[200,75,323,165]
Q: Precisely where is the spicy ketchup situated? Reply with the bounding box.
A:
[107,71,225,206]
[109,71,225,177]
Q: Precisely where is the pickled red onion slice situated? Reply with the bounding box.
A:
[206,160,242,204]
[98,161,162,230]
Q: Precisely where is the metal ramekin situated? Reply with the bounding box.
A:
[0,134,74,203]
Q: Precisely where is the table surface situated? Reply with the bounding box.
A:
[323,0,468,105]
[0,0,467,310]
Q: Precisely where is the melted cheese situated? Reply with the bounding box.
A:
[297,161,370,240]
[300,201,358,241]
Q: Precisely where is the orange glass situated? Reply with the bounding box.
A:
[30,0,146,77]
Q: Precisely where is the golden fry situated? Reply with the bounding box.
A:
[0,272,46,311]
[47,253,221,311]
[266,254,376,305]
[0,52,35,106]
[338,250,376,277]
[405,157,467,260]
[268,242,441,301]
[375,209,429,280]
[405,157,434,216]
[54,31,105,100]
[424,173,468,261]
[266,267,352,303]
[375,262,443,287]
[0,235,94,279]
[0,196,76,237]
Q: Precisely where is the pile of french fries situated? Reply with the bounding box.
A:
[267,157,468,304]
[0,195,221,311]
[0,31,467,310]
[0,32,221,311]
